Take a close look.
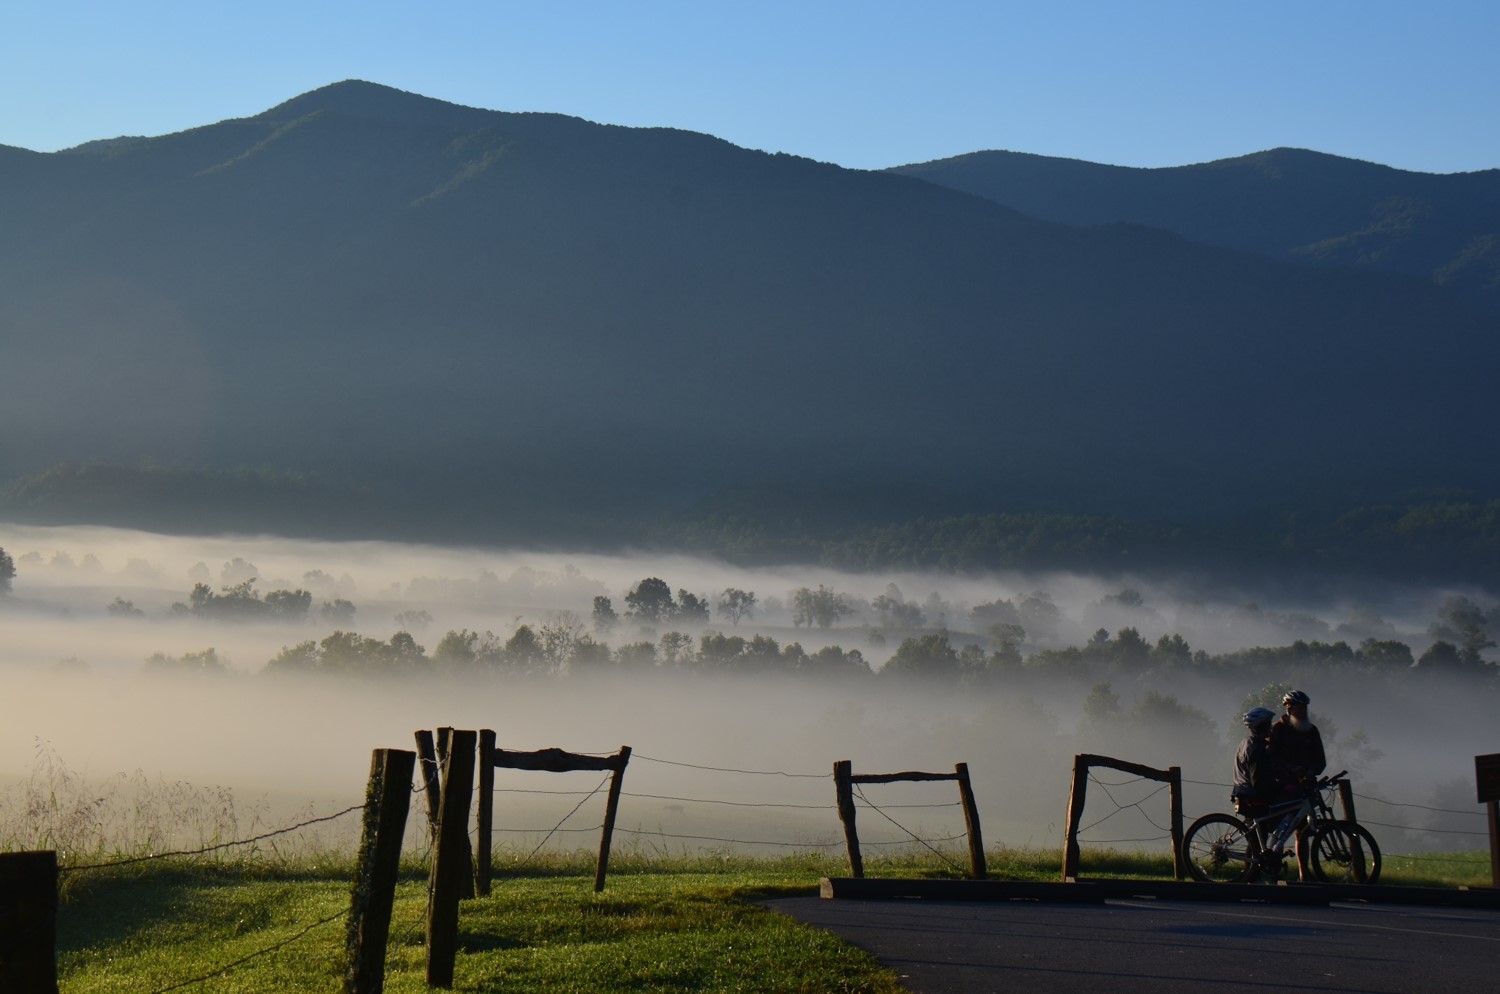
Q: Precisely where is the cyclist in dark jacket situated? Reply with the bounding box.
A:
[1268,689,1327,880]
[1269,689,1326,789]
[1231,707,1277,816]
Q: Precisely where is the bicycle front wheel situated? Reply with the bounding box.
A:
[1182,813,1261,883]
[1308,821,1381,884]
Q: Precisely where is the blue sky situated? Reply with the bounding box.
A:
[4,1,1497,173]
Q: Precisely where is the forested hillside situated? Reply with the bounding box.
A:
[890,148,1500,311]
[2,82,1497,565]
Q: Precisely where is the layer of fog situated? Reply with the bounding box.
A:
[2,523,1493,857]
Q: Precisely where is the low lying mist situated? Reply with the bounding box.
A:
[2,522,1495,860]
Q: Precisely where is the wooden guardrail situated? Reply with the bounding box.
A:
[476,741,632,895]
[1062,753,1183,881]
[833,759,985,879]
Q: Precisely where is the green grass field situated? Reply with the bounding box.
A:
[50,846,1494,993]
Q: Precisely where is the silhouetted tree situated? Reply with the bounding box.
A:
[676,589,711,623]
[0,546,16,594]
[320,599,357,624]
[592,595,619,634]
[107,597,144,617]
[625,577,675,623]
[790,585,856,628]
[883,633,960,679]
[716,588,756,626]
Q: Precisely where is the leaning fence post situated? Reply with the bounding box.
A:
[594,746,632,893]
[954,763,986,879]
[1062,755,1089,880]
[0,850,58,994]
[414,729,441,832]
[427,729,477,989]
[346,748,415,994]
[833,760,863,878]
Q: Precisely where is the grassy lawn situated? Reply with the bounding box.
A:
[52,848,1495,993]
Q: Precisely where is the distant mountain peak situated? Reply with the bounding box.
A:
[257,80,487,127]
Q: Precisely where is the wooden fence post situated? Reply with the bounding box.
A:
[594,746,632,893]
[345,749,415,994]
[429,728,474,899]
[1168,766,1184,880]
[1334,776,1368,875]
[476,729,495,897]
[414,729,440,832]
[954,763,986,879]
[0,851,58,994]
[426,729,476,989]
[1489,801,1500,890]
[1062,755,1088,881]
[833,760,863,878]
[1336,778,1358,822]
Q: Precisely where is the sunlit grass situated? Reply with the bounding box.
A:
[48,841,1495,993]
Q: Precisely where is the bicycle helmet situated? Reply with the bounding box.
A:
[1243,706,1275,731]
[1282,689,1310,706]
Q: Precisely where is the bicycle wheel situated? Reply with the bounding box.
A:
[1182,813,1261,883]
[1308,821,1381,884]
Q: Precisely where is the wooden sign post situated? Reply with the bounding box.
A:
[1476,752,1500,889]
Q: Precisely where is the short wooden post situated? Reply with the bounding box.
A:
[476,729,495,897]
[414,729,441,831]
[954,763,986,879]
[1062,755,1088,880]
[0,851,58,994]
[1334,776,1368,878]
[428,728,474,899]
[1489,801,1500,889]
[833,760,863,878]
[1168,766,1185,880]
[1336,778,1358,822]
[594,746,632,893]
[345,749,415,994]
[426,729,476,989]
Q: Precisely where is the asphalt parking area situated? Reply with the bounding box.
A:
[766,895,1500,994]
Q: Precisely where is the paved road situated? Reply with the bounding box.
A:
[766,896,1500,994]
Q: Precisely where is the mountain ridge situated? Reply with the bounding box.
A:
[889,147,1500,309]
[1,83,1495,551]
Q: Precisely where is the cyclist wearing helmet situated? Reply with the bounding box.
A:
[1269,689,1326,789]
[1231,706,1277,815]
[1268,689,1326,881]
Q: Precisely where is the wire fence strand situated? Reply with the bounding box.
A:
[145,909,347,994]
[61,803,367,873]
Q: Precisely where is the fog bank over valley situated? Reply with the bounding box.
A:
[3,523,1495,858]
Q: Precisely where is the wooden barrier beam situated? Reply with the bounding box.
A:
[850,771,959,784]
[492,747,623,773]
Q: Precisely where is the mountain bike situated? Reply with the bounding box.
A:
[1181,770,1380,884]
